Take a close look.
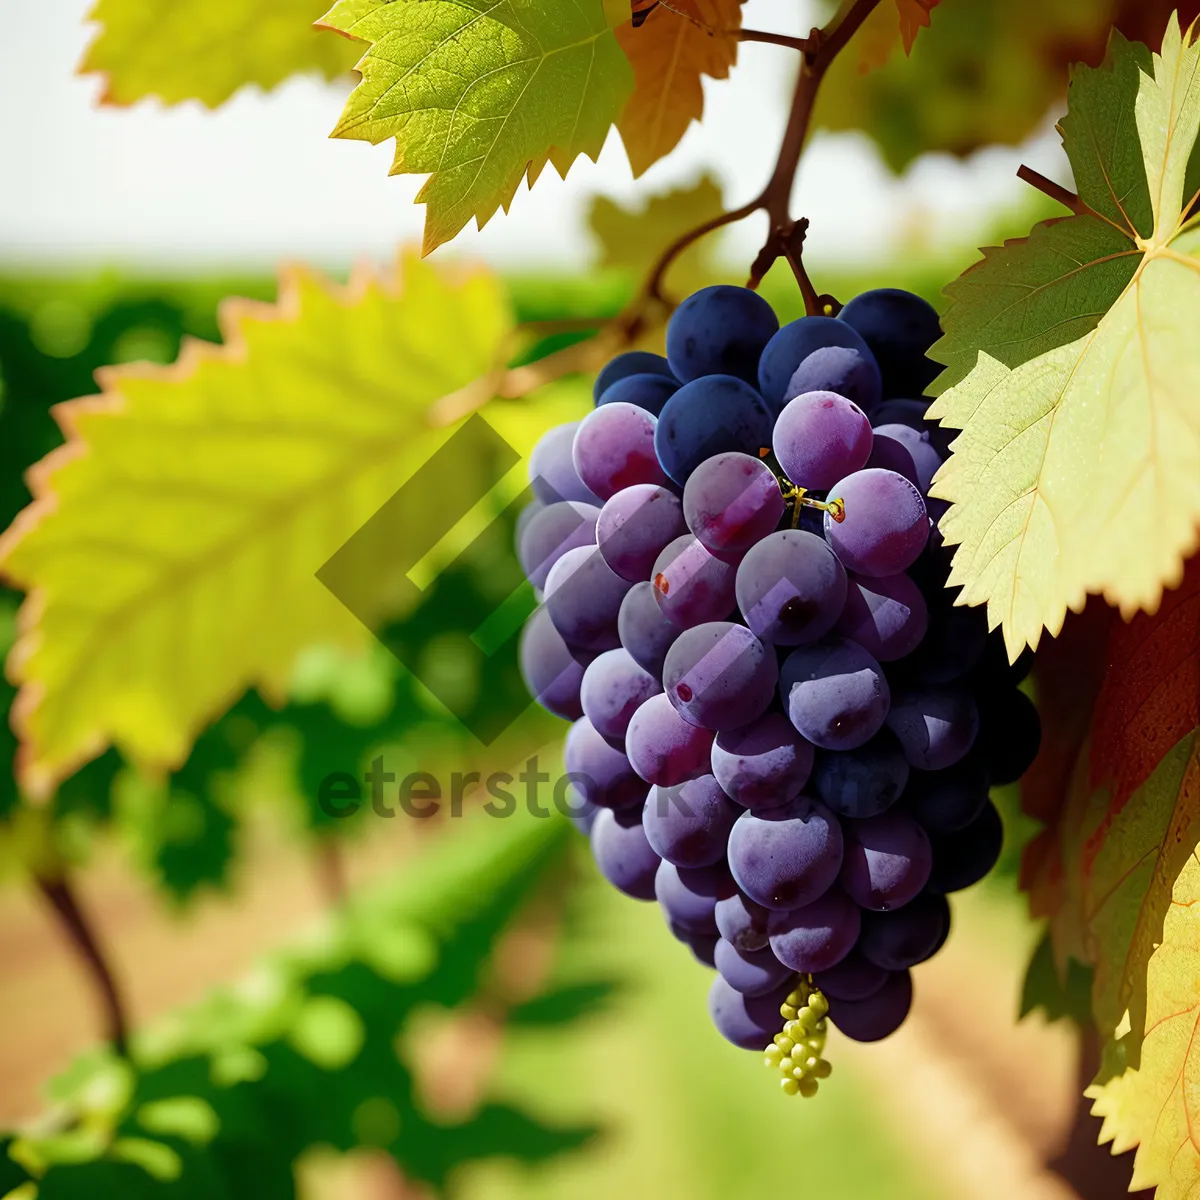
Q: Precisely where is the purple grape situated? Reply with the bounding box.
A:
[809,733,909,818]
[885,686,979,770]
[519,606,593,721]
[590,807,660,900]
[652,535,738,629]
[670,921,720,968]
[726,797,843,911]
[865,429,920,488]
[656,860,733,934]
[572,402,666,501]
[823,469,928,578]
[926,801,1003,894]
[835,571,929,662]
[839,809,932,911]
[779,638,890,751]
[544,546,634,651]
[895,594,987,685]
[662,622,778,732]
[714,891,772,952]
[813,950,889,1001]
[715,939,794,997]
[977,687,1041,785]
[859,893,950,970]
[871,422,942,495]
[519,500,600,590]
[772,391,874,491]
[618,581,679,677]
[580,648,662,742]
[529,422,601,505]
[827,969,912,1042]
[564,717,648,812]
[839,288,941,400]
[758,316,873,412]
[516,497,545,549]
[783,345,883,416]
[682,452,786,556]
[665,285,780,386]
[566,795,599,836]
[767,888,861,973]
[904,749,990,834]
[594,351,675,402]
[655,375,774,486]
[597,484,687,582]
[708,977,798,1050]
[644,774,740,868]
[597,372,679,416]
[625,693,715,786]
[735,529,848,646]
[711,711,814,811]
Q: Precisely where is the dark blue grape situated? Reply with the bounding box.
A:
[758,316,872,412]
[783,344,883,416]
[858,893,950,971]
[926,801,1003,894]
[666,285,780,385]
[809,732,909,819]
[977,687,1041,785]
[594,351,675,402]
[655,375,773,487]
[813,949,888,1001]
[827,969,912,1041]
[597,371,680,416]
[839,288,942,400]
[904,749,991,834]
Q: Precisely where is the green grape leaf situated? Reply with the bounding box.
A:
[80,0,360,108]
[927,18,1200,657]
[320,0,635,254]
[1019,934,1094,1025]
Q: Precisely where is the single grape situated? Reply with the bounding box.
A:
[926,801,1004,894]
[735,529,848,646]
[597,484,687,582]
[813,949,889,1001]
[590,807,661,900]
[839,288,941,400]
[594,351,676,402]
[711,710,815,811]
[626,693,716,786]
[682,452,786,556]
[836,571,929,662]
[783,345,883,416]
[652,535,739,629]
[580,648,662,743]
[597,375,678,418]
[823,468,929,578]
[644,774,740,868]
[519,606,593,721]
[670,920,720,968]
[809,732,909,819]
[758,316,873,412]
[865,428,920,488]
[529,422,601,505]
[726,797,843,911]
[885,685,979,771]
[715,939,794,997]
[655,375,773,486]
[656,860,733,934]
[665,284,780,385]
[564,717,648,811]
[662,621,778,731]
[872,396,955,458]
[714,890,772,952]
[977,687,1042,785]
[772,391,874,491]
[827,969,912,1042]
[871,422,942,495]
[566,794,599,837]
[839,808,933,911]
[572,402,666,501]
[618,582,679,677]
[516,497,545,550]
[858,893,950,971]
[519,500,600,590]
[708,976,798,1050]
[767,888,861,974]
[894,593,987,684]
[544,546,634,651]
[779,637,890,751]
[903,749,991,834]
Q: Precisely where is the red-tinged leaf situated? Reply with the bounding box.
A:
[896,0,940,53]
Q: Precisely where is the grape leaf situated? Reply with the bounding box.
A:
[927,18,1200,657]
[896,0,940,53]
[80,0,360,108]
[320,0,634,254]
[0,255,548,795]
[1020,933,1094,1025]
[614,0,742,177]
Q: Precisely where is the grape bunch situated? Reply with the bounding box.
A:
[516,285,1041,1096]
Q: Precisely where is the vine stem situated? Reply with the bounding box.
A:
[36,870,130,1056]
[1018,165,1088,216]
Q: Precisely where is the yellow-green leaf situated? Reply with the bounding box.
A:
[81,0,360,108]
[321,0,634,254]
[928,17,1200,657]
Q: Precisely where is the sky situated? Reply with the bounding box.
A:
[0,0,1066,274]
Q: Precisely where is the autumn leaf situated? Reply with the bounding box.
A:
[320,0,633,254]
[927,18,1200,658]
[81,0,359,108]
[0,256,587,794]
[615,0,742,177]
[896,0,940,53]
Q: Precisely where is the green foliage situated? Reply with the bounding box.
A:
[1020,934,1094,1025]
